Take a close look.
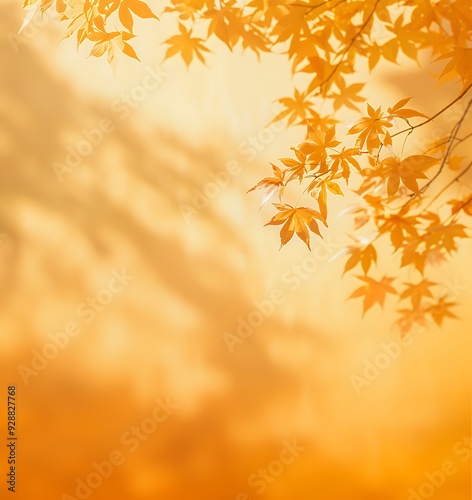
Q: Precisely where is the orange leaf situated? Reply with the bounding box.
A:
[265,204,326,250]
[247,163,284,206]
[349,275,397,315]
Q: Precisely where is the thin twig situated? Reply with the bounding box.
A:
[391,83,472,139]
[420,98,472,194]
[421,162,472,213]
[313,0,381,93]
[443,197,472,224]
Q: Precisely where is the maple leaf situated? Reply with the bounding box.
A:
[343,243,377,275]
[270,6,312,53]
[400,279,437,309]
[310,179,344,219]
[22,0,472,330]
[329,147,361,181]
[448,194,472,216]
[437,46,472,90]
[400,241,427,274]
[247,163,284,206]
[422,221,468,254]
[265,204,326,250]
[61,0,94,46]
[118,0,158,33]
[395,307,428,336]
[427,297,458,326]
[381,155,438,197]
[410,1,443,31]
[363,194,385,214]
[18,0,42,34]
[164,23,211,66]
[348,104,393,152]
[164,0,205,20]
[353,211,370,230]
[304,56,338,95]
[424,247,448,267]
[206,3,270,55]
[378,213,419,250]
[331,78,365,111]
[367,43,381,71]
[272,89,317,127]
[387,97,428,121]
[349,275,397,315]
[28,0,55,13]
[88,30,138,61]
[299,125,340,169]
[279,148,307,183]
[381,38,399,64]
[240,26,271,57]
[385,14,420,62]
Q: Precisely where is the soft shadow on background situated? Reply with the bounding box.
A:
[0,2,470,499]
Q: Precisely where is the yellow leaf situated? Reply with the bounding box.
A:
[265,204,327,250]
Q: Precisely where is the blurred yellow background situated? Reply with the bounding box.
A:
[0,2,470,499]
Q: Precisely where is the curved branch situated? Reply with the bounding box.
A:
[422,132,472,156]
[313,0,381,93]
[391,83,472,139]
[420,97,472,194]
[444,195,472,224]
[422,161,472,213]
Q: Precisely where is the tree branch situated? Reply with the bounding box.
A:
[313,0,381,93]
[391,83,472,139]
[420,97,472,194]
[421,161,472,213]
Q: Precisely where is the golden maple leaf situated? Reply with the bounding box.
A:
[349,275,397,315]
[265,204,327,250]
[348,104,393,152]
[247,163,285,207]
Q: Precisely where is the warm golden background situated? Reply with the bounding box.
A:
[0,2,471,499]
